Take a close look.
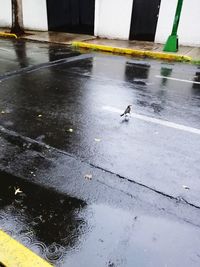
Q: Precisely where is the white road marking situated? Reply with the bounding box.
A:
[102,106,200,135]
[155,75,200,84]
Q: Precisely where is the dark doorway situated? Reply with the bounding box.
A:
[46,0,95,35]
[129,0,161,41]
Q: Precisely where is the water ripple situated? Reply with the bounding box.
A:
[30,241,47,256]
[45,242,65,263]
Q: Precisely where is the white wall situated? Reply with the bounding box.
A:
[22,0,48,31]
[155,0,200,47]
[0,0,12,27]
[155,0,176,44]
[95,0,133,40]
[178,0,200,46]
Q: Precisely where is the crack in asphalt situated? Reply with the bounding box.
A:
[0,53,93,81]
[0,125,199,211]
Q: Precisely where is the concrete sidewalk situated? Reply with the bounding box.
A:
[0,28,95,44]
[0,28,200,63]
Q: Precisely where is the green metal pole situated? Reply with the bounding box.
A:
[163,0,183,52]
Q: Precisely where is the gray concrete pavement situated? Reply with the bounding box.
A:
[0,38,200,266]
[0,28,95,45]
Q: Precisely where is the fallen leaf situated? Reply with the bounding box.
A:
[94,138,101,142]
[182,185,190,190]
[84,174,92,180]
[14,187,23,195]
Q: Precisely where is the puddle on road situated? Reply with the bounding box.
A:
[0,171,87,265]
[0,171,200,267]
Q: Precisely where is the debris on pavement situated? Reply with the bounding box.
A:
[67,128,74,133]
[182,185,190,190]
[14,187,23,195]
[108,261,115,267]
[94,138,101,142]
[84,174,92,180]
[38,114,42,118]
[30,171,36,177]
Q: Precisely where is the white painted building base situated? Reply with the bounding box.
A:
[0,0,12,27]
[94,0,133,40]
[0,0,199,46]
[155,0,200,47]
[95,0,200,46]
[0,0,48,31]
[22,0,48,31]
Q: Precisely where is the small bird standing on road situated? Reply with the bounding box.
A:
[120,105,132,117]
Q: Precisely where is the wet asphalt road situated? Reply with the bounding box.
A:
[0,38,200,266]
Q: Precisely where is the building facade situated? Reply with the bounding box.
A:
[0,0,199,46]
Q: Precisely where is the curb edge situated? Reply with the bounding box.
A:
[72,41,192,62]
[0,32,17,39]
[0,230,52,267]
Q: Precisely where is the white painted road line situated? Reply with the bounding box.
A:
[156,75,200,84]
[102,106,200,135]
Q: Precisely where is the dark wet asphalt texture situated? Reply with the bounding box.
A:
[0,45,200,206]
[0,39,200,266]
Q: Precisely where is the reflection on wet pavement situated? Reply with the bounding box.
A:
[0,38,80,76]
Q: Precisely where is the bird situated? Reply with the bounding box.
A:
[120,105,132,117]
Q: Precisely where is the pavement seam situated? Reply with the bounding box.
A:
[88,162,199,210]
[0,53,93,81]
[0,125,199,211]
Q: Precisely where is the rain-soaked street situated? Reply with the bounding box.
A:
[0,38,200,266]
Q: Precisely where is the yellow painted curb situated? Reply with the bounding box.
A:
[72,41,192,62]
[0,230,52,267]
[0,32,17,39]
